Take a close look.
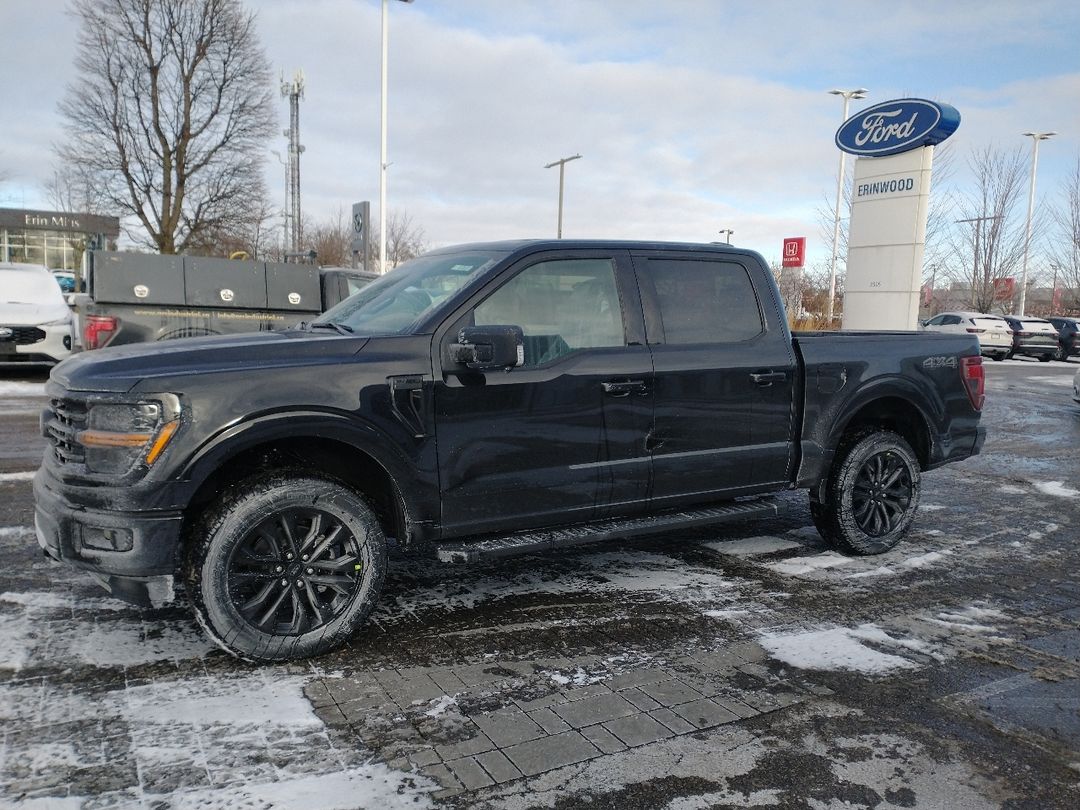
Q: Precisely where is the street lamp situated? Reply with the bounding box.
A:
[544,154,582,238]
[827,88,868,325]
[1018,131,1056,316]
[718,228,734,244]
[379,0,414,273]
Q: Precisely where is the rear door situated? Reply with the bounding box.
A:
[433,250,654,536]
[630,251,797,507]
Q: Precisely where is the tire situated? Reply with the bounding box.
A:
[990,353,1005,361]
[809,428,921,555]
[1055,346,1067,362]
[186,473,387,662]
[1038,354,1052,362]
[1005,349,1015,360]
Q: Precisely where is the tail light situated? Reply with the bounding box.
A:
[965,328,985,334]
[960,355,985,411]
[83,315,119,350]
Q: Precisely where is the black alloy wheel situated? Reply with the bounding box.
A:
[227,509,363,636]
[810,427,921,555]
[188,474,387,662]
[850,450,914,537]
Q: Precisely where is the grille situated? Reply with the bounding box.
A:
[45,397,88,465]
[0,326,47,345]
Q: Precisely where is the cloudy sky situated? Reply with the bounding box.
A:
[3,0,1079,267]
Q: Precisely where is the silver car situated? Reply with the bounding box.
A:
[920,311,1012,361]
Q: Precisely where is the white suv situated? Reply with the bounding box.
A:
[921,311,1012,361]
[0,262,75,364]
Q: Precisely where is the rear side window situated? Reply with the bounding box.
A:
[646,259,762,344]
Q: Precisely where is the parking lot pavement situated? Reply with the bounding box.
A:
[2,360,1079,808]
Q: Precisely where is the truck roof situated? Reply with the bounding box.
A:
[425,239,752,256]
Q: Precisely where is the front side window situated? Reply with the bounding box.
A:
[646,259,763,344]
[474,258,624,367]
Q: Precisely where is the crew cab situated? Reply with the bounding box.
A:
[34,240,986,661]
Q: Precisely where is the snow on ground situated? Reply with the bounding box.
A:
[1,669,438,809]
[705,535,803,557]
[380,549,747,620]
[0,471,35,483]
[765,552,851,576]
[1032,480,1079,498]
[758,624,922,675]
[1025,375,1075,387]
[0,525,33,539]
[0,381,46,397]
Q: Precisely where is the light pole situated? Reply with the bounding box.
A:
[827,88,868,325]
[379,0,414,273]
[544,154,582,238]
[1018,131,1056,316]
[718,228,734,244]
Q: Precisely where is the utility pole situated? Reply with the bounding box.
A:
[281,70,306,258]
[544,154,582,238]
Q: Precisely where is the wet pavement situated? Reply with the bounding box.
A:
[1,358,1079,809]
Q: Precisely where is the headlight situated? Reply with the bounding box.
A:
[76,397,180,474]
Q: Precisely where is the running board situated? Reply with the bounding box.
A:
[434,499,778,564]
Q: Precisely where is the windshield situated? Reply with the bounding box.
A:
[314,249,506,334]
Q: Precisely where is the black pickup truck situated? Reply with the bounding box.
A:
[34,240,986,661]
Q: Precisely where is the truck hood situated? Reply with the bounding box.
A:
[52,330,370,393]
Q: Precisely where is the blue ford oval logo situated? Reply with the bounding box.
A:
[836,98,960,157]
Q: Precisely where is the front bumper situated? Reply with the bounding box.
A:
[0,323,73,364]
[33,469,183,607]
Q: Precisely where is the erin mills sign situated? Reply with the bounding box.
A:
[0,207,120,237]
[835,98,960,157]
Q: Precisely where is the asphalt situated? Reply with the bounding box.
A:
[1,357,1078,809]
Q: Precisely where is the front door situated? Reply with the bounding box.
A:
[434,251,654,536]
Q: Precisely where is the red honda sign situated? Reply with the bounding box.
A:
[992,277,1015,301]
[782,237,806,268]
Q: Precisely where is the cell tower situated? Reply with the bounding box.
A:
[280,69,305,257]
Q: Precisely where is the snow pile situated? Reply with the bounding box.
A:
[423,694,458,718]
[0,381,47,397]
[0,525,33,539]
[766,552,851,576]
[0,470,36,483]
[542,666,607,688]
[759,623,924,675]
[1032,480,1079,498]
[705,535,802,557]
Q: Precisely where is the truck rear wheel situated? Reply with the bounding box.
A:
[187,473,386,662]
[810,428,921,555]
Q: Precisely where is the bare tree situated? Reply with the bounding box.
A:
[380,209,428,271]
[1051,155,1080,311]
[56,0,275,254]
[308,206,353,267]
[45,164,107,214]
[943,146,1029,313]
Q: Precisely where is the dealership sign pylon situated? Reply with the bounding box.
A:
[837,99,960,331]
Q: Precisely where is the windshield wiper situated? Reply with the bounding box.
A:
[309,321,354,335]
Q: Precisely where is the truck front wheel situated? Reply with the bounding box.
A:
[810,428,921,555]
[187,474,387,662]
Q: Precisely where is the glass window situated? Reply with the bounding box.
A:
[646,259,762,344]
[474,258,624,367]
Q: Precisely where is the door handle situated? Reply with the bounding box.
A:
[602,379,647,397]
[749,370,786,387]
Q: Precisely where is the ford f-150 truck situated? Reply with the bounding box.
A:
[34,240,986,661]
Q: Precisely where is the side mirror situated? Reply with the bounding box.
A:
[451,325,524,371]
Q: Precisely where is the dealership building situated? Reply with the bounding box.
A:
[0,207,120,272]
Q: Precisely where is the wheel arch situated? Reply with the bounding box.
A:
[177,415,425,552]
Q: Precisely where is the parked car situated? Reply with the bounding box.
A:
[0,262,75,364]
[1001,315,1057,362]
[920,311,1012,360]
[51,270,77,294]
[1048,316,1080,361]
